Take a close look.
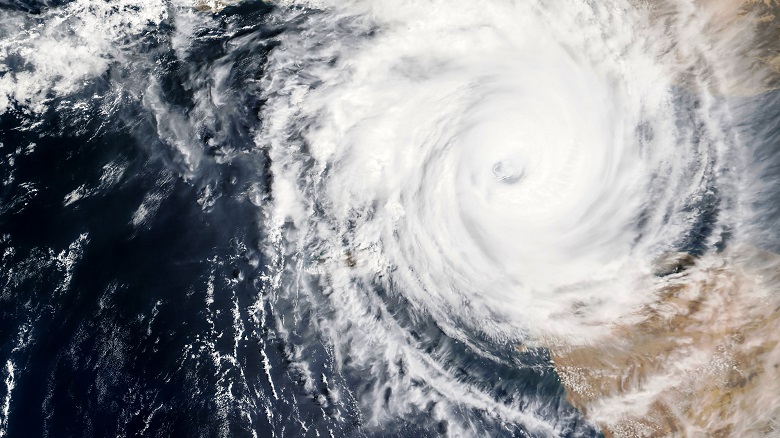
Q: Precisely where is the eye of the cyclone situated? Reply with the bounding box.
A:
[491,159,524,184]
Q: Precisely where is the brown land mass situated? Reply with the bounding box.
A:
[545,246,780,436]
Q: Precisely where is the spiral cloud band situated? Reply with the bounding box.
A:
[263,1,733,342]
[257,0,749,434]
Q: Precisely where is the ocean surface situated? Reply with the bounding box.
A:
[2,0,780,436]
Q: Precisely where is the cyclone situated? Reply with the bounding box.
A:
[1,0,776,436]
[257,0,754,434]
